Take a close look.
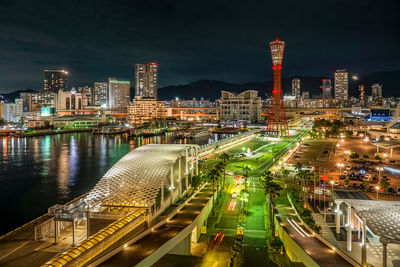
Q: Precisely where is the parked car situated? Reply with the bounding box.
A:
[397,187,400,196]
[364,174,371,181]
[344,171,348,175]
[388,187,395,194]
[366,161,371,165]
[359,184,365,190]
[339,175,346,180]
[346,165,352,171]
[333,181,341,186]
[352,183,358,189]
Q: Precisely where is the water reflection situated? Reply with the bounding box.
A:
[0,132,229,235]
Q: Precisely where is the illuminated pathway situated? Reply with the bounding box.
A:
[275,196,352,266]
[95,186,214,266]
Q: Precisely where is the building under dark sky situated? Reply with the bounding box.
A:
[0,0,399,92]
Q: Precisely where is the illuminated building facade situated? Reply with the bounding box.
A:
[267,39,288,136]
[127,97,167,124]
[135,63,158,98]
[77,86,93,105]
[108,78,130,109]
[44,70,68,92]
[371,83,383,105]
[56,88,87,112]
[220,90,261,122]
[321,79,332,99]
[291,78,300,100]
[93,82,108,107]
[20,91,57,112]
[334,69,348,106]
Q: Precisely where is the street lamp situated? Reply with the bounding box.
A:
[376,166,383,179]
[375,186,380,199]
[330,180,334,190]
[364,137,369,147]
[337,163,344,174]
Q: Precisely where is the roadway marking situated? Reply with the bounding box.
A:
[0,240,31,261]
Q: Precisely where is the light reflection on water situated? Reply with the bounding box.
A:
[0,132,230,235]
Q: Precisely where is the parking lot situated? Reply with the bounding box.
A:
[288,137,400,199]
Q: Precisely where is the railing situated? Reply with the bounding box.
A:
[198,130,258,157]
[42,209,146,267]
[286,193,361,267]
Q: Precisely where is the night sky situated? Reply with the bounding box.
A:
[0,0,399,92]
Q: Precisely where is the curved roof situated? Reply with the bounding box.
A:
[338,199,400,241]
[84,144,197,208]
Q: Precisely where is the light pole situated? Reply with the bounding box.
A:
[336,144,340,156]
[376,166,383,179]
[376,186,380,199]
[330,180,334,190]
[364,137,369,148]
[337,163,344,174]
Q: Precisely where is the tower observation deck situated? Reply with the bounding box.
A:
[267,39,288,136]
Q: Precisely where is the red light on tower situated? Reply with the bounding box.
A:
[267,39,288,136]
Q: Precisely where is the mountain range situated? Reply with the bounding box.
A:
[1,71,399,102]
[158,71,400,100]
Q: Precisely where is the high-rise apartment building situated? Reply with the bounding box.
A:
[77,86,93,105]
[371,83,383,104]
[321,79,332,99]
[44,70,68,92]
[135,63,158,98]
[334,69,348,106]
[93,82,108,107]
[291,78,300,100]
[20,91,57,112]
[108,78,130,109]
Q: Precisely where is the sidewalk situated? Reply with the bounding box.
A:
[275,193,352,267]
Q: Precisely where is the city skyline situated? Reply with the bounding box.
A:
[0,0,399,93]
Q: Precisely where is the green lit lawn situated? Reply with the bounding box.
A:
[202,131,306,177]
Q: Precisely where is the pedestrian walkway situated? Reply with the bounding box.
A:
[311,213,342,248]
[275,194,352,267]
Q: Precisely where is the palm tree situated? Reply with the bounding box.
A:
[241,165,252,190]
[207,167,220,215]
[214,162,225,199]
[219,153,231,189]
[261,171,282,241]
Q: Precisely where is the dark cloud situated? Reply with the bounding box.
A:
[0,0,399,92]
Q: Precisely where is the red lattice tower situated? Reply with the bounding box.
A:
[267,39,288,136]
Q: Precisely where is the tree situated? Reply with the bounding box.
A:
[261,171,283,241]
[362,154,369,159]
[295,162,303,171]
[207,167,220,214]
[344,177,351,187]
[214,162,224,198]
[241,165,252,190]
[191,174,204,190]
[380,179,390,192]
[219,153,231,189]
[238,188,249,212]
[349,152,359,159]
[375,154,383,160]
[362,180,370,192]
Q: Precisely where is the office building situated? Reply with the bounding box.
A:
[93,82,108,107]
[334,69,348,106]
[127,96,167,125]
[291,78,300,100]
[220,90,261,122]
[321,79,332,99]
[135,63,158,98]
[44,70,68,92]
[108,78,130,109]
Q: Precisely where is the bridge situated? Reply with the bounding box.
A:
[0,131,257,267]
